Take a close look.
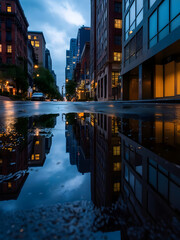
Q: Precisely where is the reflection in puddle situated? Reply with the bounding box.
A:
[0,112,180,239]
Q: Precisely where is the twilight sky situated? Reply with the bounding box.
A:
[20,0,90,90]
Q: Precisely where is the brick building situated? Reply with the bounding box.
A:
[90,0,122,101]
[0,0,28,65]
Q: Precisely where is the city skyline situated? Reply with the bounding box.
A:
[21,0,90,88]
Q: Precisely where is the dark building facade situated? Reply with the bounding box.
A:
[77,26,90,63]
[121,0,180,100]
[28,31,46,67]
[0,0,29,65]
[45,48,52,72]
[90,0,122,101]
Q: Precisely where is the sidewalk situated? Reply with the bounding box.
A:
[0,95,12,101]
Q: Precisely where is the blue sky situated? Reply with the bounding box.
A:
[20,0,90,90]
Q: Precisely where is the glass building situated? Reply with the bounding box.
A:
[121,0,180,100]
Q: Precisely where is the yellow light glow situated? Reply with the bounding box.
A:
[114,52,121,62]
[114,19,122,29]
[129,30,133,34]
[113,146,120,156]
[0,44,2,53]
[8,182,12,188]
[34,65,39,69]
[7,6,12,13]
[35,154,40,160]
[35,141,39,145]
[114,182,120,192]
[31,155,35,160]
[7,45,12,53]
[37,74,40,77]
[35,41,40,47]
[0,159,3,164]
[34,36,37,40]
[28,35,31,40]
[113,162,121,171]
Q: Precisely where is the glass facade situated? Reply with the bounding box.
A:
[125,0,143,40]
[149,0,180,48]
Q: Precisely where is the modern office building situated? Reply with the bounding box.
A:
[0,0,29,65]
[77,42,90,100]
[90,0,122,101]
[28,31,46,67]
[121,0,180,100]
[76,26,90,63]
[45,48,52,72]
[65,38,77,83]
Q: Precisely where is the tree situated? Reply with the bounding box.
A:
[65,80,77,100]
[1,64,28,94]
[34,67,63,100]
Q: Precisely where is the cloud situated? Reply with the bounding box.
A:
[41,24,69,62]
[47,0,85,26]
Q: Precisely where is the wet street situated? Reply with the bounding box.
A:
[0,101,180,240]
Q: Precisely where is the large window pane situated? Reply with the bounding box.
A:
[130,1,135,26]
[149,10,157,40]
[125,12,129,32]
[137,0,143,14]
[170,0,180,20]
[171,15,180,31]
[150,0,157,8]
[149,165,157,188]
[137,9,143,26]
[158,0,169,31]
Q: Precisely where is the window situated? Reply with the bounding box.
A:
[170,0,180,31]
[113,146,120,156]
[149,10,157,48]
[6,32,12,41]
[125,0,129,10]
[35,141,39,145]
[125,0,144,40]
[7,45,12,53]
[114,19,122,28]
[7,4,12,13]
[114,35,121,45]
[6,19,12,28]
[114,162,121,171]
[31,41,34,46]
[0,44,2,53]
[114,52,121,61]
[35,41,40,47]
[8,182,12,188]
[6,57,12,64]
[112,72,120,87]
[149,0,180,48]
[28,35,31,40]
[35,154,40,160]
[114,2,122,13]
[34,36,37,40]
[149,0,157,8]
[114,182,120,192]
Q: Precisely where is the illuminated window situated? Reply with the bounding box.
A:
[114,162,121,171]
[114,182,120,192]
[113,146,120,156]
[112,72,120,87]
[35,154,40,160]
[0,159,2,164]
[35,141,39,145]
[8,182,12,188]
[34,36,37,40]
[28,35,31,40]
[31,41,34,46]
[35,41,40,47]
[7,45,12,53]
[31,154,34,160]
[0,44,2,53]
[7,5,12,13]
[114,52,121,61]
[114,19,122,29]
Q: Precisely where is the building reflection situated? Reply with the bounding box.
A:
[0,114,58,200]
[65,113,122,207]
[65,113,180,233]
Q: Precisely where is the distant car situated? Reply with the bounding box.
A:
[31,92,45,101]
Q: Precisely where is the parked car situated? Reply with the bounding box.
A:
[31,92,45,101]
